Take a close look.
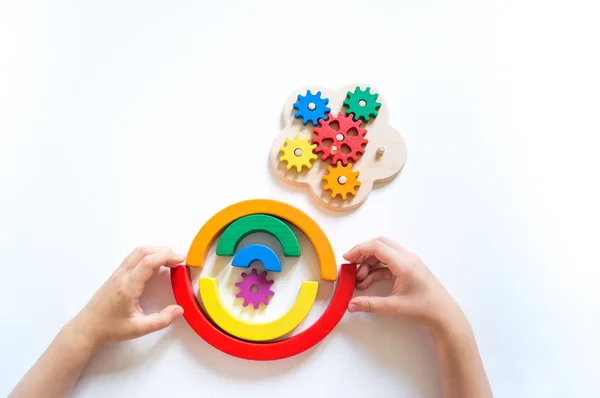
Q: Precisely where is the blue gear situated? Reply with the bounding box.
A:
[292,90,331,126]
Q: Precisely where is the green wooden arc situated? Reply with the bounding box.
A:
[216,214,301,257]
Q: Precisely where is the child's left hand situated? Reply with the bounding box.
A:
[70,246,186,349]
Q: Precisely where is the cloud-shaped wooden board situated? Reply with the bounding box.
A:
[269,84,407,211]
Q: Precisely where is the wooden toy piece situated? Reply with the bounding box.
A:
[279,134,318,172]
[322,162,361,200]
[312,112,368,166]
[343,86,382,123]
[231,244,282,272]
[235,268,274,308]
[199,278,318,341]
[269,83,407,211]
[186,199,337,281]
[292,90,331,126]
[171,263,356,361]
[216,214,300,257]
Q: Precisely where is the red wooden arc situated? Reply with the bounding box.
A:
[171,263,357,360]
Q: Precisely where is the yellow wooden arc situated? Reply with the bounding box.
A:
[199,278,318,342]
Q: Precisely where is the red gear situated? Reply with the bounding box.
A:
[312,112,368,166]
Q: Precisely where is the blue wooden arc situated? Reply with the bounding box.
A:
[231,244,282,272]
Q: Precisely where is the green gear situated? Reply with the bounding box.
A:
[343,86,382,123]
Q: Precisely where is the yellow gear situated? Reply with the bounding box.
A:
[322,162,361,200]
[279,134,318,172]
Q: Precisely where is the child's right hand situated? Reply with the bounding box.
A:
[344,237,468,334]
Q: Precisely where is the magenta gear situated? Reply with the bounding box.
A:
[235,268,275,309]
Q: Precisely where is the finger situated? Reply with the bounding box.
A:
[356,256,383,282]
[363,256,382,266]
[348,296,398,315]
[343,239,402,270]
[356,267,393,289]
[120,246,172,270]
[132,305,184,336]
[357,263,370,281]
[375,236,407,253]
[355,257,379,279]
[129,250,186,286]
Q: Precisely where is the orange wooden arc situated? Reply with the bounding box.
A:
[186,199,338,281]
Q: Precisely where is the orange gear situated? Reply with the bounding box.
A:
[322,162,361,200]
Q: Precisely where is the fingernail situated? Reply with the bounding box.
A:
[173,307,184,316]
[348,302,358,312]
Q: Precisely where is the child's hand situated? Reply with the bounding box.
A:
[70,247,186,349]
[344,237,467,333]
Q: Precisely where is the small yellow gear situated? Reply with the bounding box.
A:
[322,162,361,200]
[279,134,318,172]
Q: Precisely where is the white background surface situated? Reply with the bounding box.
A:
[1,1,599,397]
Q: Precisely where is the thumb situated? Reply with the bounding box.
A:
[348,296,396,315]
[135,305,184,335]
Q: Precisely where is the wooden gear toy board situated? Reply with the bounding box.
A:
[171,199,357,361]
[270,84,407,211]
